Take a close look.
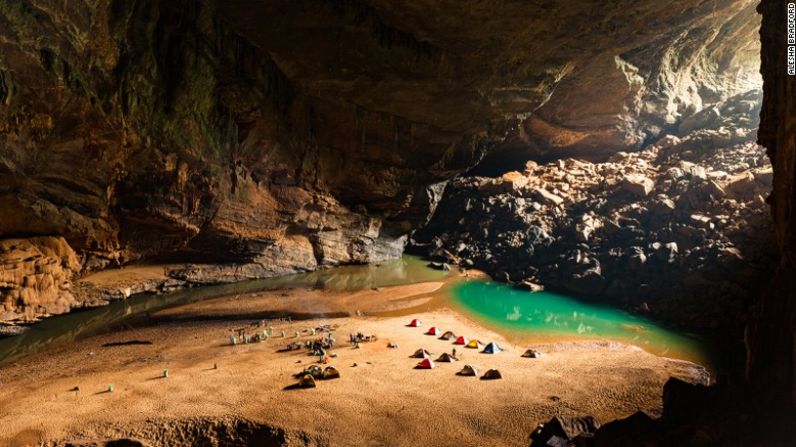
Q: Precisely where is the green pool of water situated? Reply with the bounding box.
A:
[451,280,707,363]
[0,255,708,368]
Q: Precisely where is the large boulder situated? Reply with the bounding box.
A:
[530,416,601,446]
[621,174,655,197]
[678,106,722,133]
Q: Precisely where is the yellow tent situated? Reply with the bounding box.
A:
[465,339,483,349]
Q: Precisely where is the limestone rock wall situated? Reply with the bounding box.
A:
[748,0,796,408]
[0,0,764,323]
[0,237,80,322]
[568,6,796,444]
[544,3,796,438]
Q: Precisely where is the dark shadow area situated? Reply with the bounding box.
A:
[101,340,153,347]
[58,417,290,447]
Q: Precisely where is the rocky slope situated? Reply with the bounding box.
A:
[0,0,762,324]
[413,90,775,334]
[529,2,796,445]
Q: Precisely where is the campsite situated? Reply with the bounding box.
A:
[0,274,708,447]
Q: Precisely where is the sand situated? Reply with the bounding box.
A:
[79,265,174,288]
[0,281,706,447]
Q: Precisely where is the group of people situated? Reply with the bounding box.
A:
[306,327,336,363]
[229,322,277,345]
[228,318,304,346]
[349,332,378,348]
[226,320,344,364]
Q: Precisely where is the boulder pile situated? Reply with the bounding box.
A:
[413,91,775,334]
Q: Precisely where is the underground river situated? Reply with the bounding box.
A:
[0,256,708,367]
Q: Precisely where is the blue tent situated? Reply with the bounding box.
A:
[482,342,502,354]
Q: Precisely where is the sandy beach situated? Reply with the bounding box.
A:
[0,281,706,447]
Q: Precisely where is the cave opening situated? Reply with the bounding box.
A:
[411,5,772,379]
[1,0,794,445]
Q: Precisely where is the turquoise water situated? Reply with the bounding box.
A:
[451,280,706,362]
[0,256,707,367]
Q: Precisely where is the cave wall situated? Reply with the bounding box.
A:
[221,0,761,163]
[0,0,477,267]
[0,0,482,322]
[0,0,763,323]
[748,0,796,407]
[560,5,796,442]
[529,0,761,152]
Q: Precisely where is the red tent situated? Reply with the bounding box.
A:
[416,358,435,369]
[454,335,469,345]
[426,326,440,335]
[408,319,421,327]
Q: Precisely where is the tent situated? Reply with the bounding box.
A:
[481,369,502,380]
[298,373,317,388]
[457,364,478,376]
[465,339,483,349]
[522,348,541,358]
[295,365,323,379]
[481,342,502,354]
[454,335,469,345]
[322,366,341,380]
[407,319,422,327]
[411,348,432,359]
[415,358,435,369]
[436,353,457,362]
[425,326,440,336]
[439,330,456,340]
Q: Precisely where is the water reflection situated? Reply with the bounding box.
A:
[0,256,447,365]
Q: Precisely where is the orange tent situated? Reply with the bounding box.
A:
[416,358,435,369]
[408,319,422,327]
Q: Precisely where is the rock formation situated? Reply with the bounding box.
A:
[544,2,796,445]
[413,90,775,336]
[0,0,764,325]
[2,0,795,444]
[748,0,796,409]
[0,237,80,322]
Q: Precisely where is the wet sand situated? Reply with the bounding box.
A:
[0,281,706,447]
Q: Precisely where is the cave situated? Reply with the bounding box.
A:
[0,0,794,446]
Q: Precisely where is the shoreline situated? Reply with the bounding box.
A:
[0,260,711,369]
[0,281,709,447]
